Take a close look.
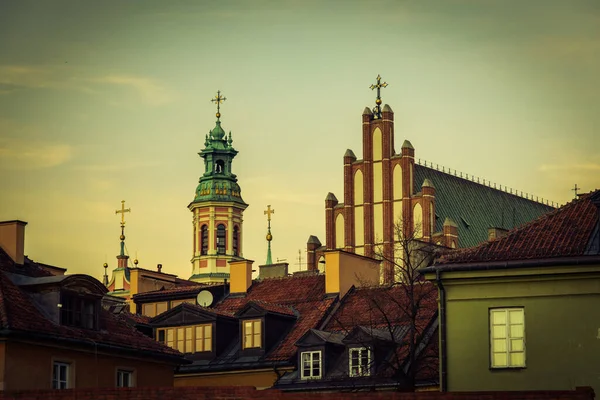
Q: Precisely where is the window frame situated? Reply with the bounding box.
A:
[242,319,262,349]
[116,368,135,388]
[232,225,239,257]
[348,347,371,377]
[60,292,98,330]
[156,323,212,354]
[52,361,71,389]
[489,307,526,369]
[300,350,322,380]
[200,225,208,255]
[216,224,226,255]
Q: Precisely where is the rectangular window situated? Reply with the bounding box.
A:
[52,361,70,389]
[349,347,371,377]
[301,351,322,379]
[142,302,168,318]
[157,324,212,353]
[116,369,134,388]
[243,319,262,349]
[60,294,97,329]
[490,308,526,368]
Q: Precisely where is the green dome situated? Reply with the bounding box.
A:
[210,120,226,140]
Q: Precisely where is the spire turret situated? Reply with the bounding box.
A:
[114,200,131,268]
[264,205,275,265]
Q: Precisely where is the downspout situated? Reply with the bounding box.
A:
[435,269,447,392]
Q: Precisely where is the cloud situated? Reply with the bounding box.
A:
[0,137,73,170]
[89,74,174,106]
[539,163,600,172]
[0,64,174,106]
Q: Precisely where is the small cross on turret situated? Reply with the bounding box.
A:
[369,74,388,119]
[211,90,227,120]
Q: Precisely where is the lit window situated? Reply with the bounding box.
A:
[349,347,371,377]
[157,324,212,353]
[490,308,525,368]
[195,324,212,352]
[217,224,226,255]
[142,302,168,318]
[116,369,134,387]
[301,351,322,379]
[243,319,261,349]
[52,361,70,389]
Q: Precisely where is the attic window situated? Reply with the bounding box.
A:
[60,292,98,330]
[242,319,262,349]
[157,324,212,353]
[349,347,371,377]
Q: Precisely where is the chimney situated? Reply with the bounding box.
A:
[443,217,458,248]
[258,262,288,279]
[0,220,27,265]
[488,227,509,241]
[229,259,254,294]
[157,263,163,273]
[324,250,380,298]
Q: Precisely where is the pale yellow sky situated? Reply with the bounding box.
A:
[0,0,598,280]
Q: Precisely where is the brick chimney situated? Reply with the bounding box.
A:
[306,235,322,271]
[229,259,254,294]
[258,262,288,279]
[488,227,509,241]
[0,220,27,265]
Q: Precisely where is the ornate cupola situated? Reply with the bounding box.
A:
[188,91,248,283]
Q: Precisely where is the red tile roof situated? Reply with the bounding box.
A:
[437,190,600,265]
[213,274,333,361]
[243,300,297,317]
[134,283,210,299]
[0,252,183,360]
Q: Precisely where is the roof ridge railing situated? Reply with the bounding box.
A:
[415,158,559,208]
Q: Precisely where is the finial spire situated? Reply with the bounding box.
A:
[369,74,388,119]
[115,200,131,257]
[211,90,227,120]
[572,183,580,199]
[264,205,275,265]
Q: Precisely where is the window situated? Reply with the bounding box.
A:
[142,302,168,318]
[301,351,322,379]
[242,319,261,349]
[156,324,212,353]
[349,347,371,377]
[201,225,208,255]
[233,226,239,257]
[60,293,97,329]
[52,361,70,389]
[216,224,226,255]
[490,308,525,368]
[116,369,134,388]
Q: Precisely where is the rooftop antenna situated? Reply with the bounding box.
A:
[572,183,580,199]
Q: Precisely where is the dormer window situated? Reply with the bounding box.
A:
[60,292,97,330]
[301,351,322,380]
[242,319,262,349]
[349,347,371,377]
[157,324,213,353]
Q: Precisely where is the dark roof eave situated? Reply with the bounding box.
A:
[0,329,189,365]
[422,255,600,275]
[178,359,291,374]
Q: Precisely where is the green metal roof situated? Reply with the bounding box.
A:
[413,165,554,248]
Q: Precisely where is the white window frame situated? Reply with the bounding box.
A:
[116,369,135,387]
[348,347,371,377]
[300,351,322,380]
[52,361,70,389]
[490,307,526,368]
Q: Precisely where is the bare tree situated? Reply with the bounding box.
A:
[326,220,440,390]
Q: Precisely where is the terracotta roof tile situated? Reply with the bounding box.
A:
[245,300,297,317]
[437,190,599,264]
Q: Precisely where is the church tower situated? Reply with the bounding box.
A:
[188,91,248,283]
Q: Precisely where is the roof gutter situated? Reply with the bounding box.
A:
[422,255,600,275]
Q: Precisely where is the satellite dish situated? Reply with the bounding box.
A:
[196,290,214,307]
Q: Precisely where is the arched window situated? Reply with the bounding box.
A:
[201,225,208,255]
[215,160,225,173]
[217,224,226,255]
[233,226,239,257]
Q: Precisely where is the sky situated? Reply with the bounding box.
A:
[1,0,599,281]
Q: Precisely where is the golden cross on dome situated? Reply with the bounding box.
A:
[211,90,227,119]
[115,200,131,227]
[264,205,275,222]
